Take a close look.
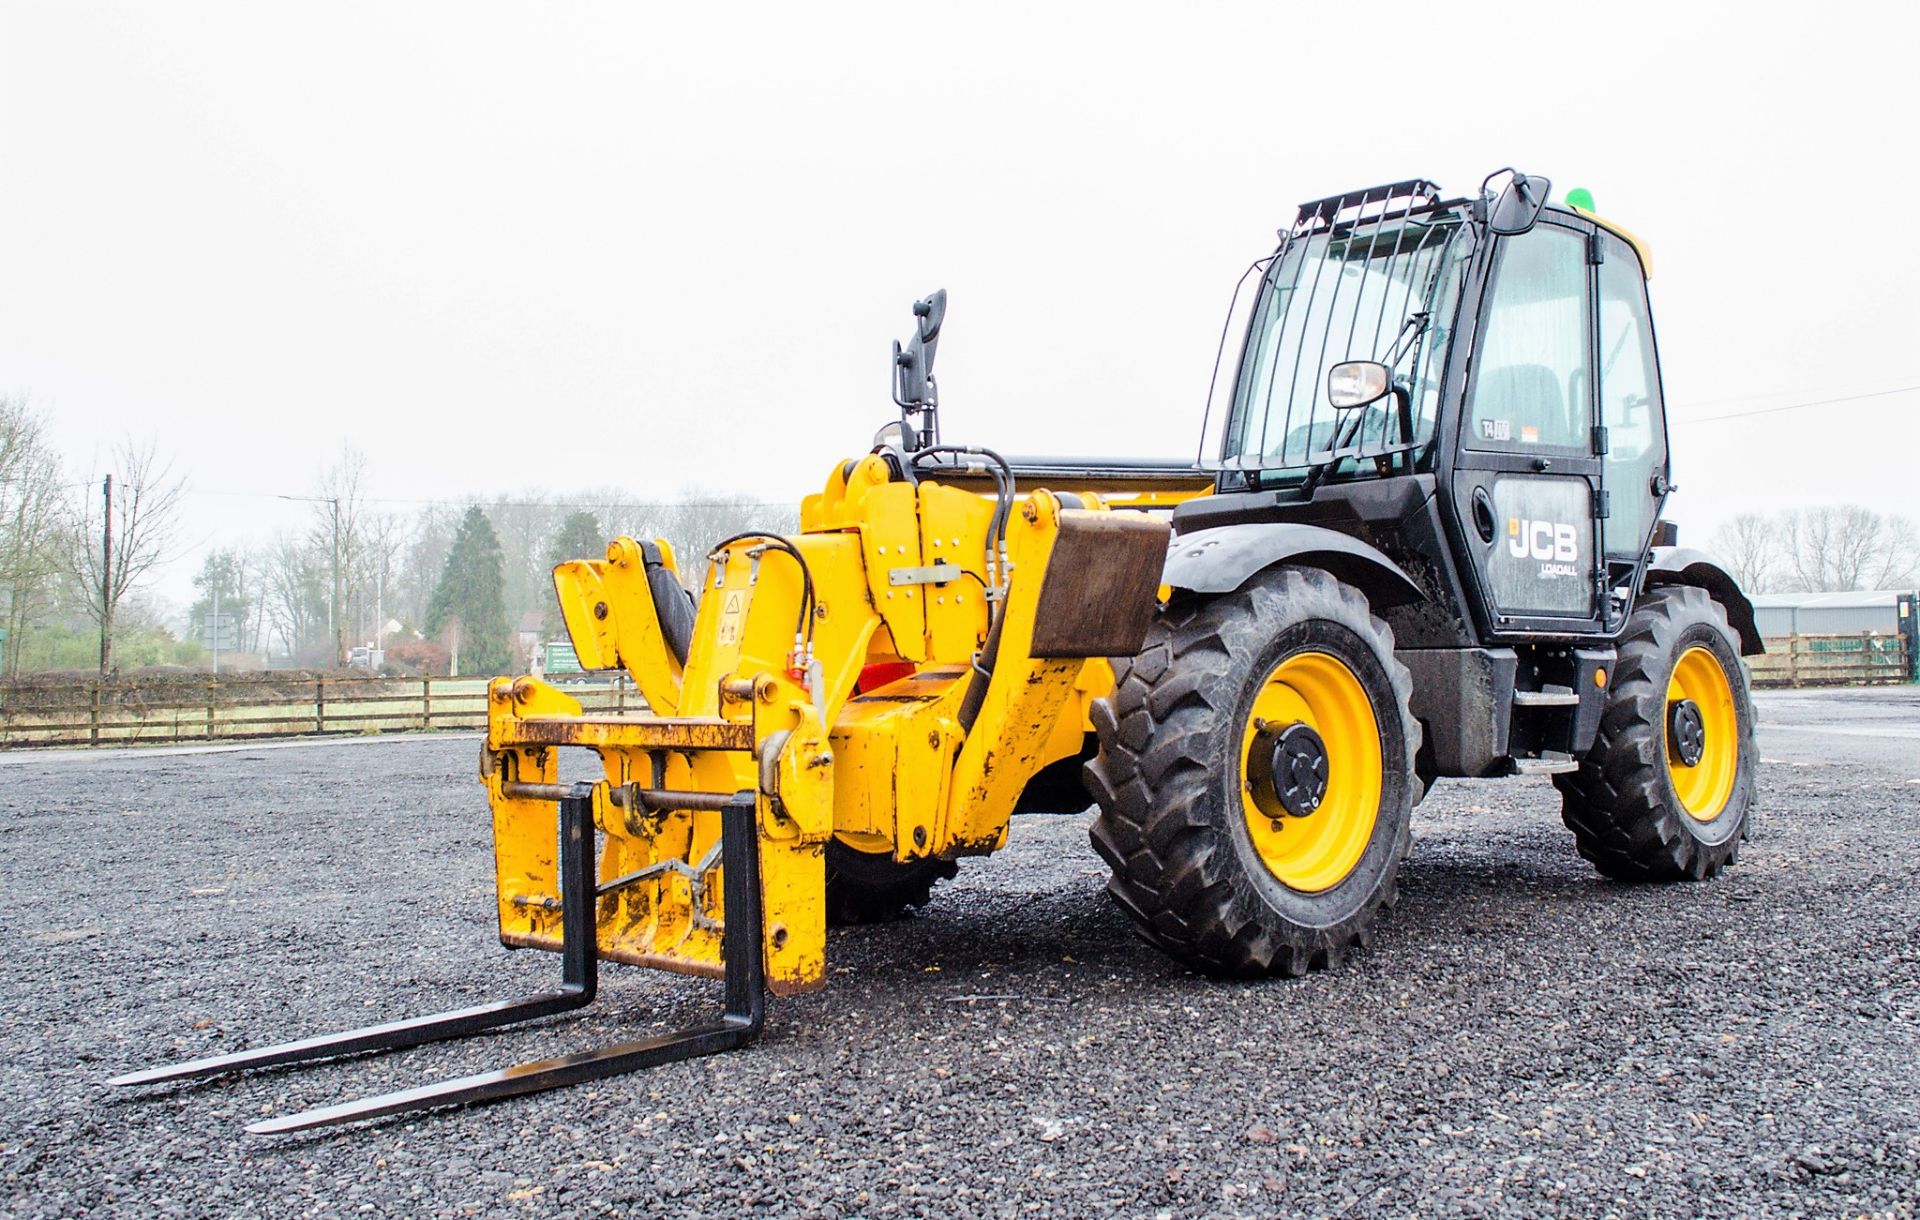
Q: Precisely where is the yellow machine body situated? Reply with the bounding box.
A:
[481,455,1178,995]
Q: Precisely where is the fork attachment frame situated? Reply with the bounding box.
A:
[109,787,765,1135]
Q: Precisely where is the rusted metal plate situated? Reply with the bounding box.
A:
[929,460,1215,500]
[498,781,737,811]
[1030,511,1171,658]
[505,715,754,751]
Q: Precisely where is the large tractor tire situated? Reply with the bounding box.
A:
[1556,585,1756,880]
[824,841,958,925]
[1085,566,1420,977]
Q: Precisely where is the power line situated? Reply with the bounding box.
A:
[1673,383,1920,425]
[188,488,787,511]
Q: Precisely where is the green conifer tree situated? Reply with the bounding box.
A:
[425,506,510,675]
[543,511,605,640]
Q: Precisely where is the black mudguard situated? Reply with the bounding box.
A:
[1163,523,1424,609]
[1643,547,1763,656]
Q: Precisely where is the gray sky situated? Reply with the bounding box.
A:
[3,2,1915,609]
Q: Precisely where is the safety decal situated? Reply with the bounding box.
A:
[717,589,748,645]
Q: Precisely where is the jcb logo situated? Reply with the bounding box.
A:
[1507,517,1578,561]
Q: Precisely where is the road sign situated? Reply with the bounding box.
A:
[200,612,240,651]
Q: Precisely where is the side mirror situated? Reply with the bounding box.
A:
[1327,360,1391,409]
[1488,172,1552,236]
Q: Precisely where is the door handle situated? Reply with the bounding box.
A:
[1471,487,1496,543]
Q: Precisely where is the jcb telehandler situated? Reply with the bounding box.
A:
[116,170,1760,1132]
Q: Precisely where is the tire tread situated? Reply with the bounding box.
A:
[1085,568,1421,977]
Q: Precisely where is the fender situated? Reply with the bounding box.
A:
[1644,546,1764,656]
[1163,523,1424,608]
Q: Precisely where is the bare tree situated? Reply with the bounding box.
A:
[67,436,186,676]
[1779,506,1920,593]
[260,529,327,661]
[395,503,458,632]
[0,396,68,676]
[304,448,369,666]
[243,545,273,654]
[1710,513,1780,595]
[356,510,406,652]
[647,488,798,590]
[487,494,568,641]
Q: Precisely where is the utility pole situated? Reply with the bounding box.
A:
[279,493,343,667]
[212,574,222,676]
[99,474,113,678]
[375,565,385,663]
[329,497,342,667]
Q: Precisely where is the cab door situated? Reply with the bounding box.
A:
[1447,219,1604,635]
[1594,231,1671,568]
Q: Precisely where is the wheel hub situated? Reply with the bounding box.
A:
[1249,721,1331,818]
[1668,698,1706,768]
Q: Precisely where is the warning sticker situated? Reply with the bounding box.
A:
[717,589,748,645]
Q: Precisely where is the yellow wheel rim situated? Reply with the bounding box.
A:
[1240,651,1383,893]
[1666,645,1738,822]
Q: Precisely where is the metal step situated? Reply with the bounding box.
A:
[1511,752,1579,776]
[1511,686,1579,708]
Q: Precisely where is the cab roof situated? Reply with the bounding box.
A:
[1548,201,1654,278]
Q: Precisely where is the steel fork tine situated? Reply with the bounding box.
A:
[112,787,602,1088]
[244,793,765,1134]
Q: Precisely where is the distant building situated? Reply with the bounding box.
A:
[515,611,544,672]
[1750,589,1916,638]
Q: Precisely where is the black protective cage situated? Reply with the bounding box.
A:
[1210,178,1472,490]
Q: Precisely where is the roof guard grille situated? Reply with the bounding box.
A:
[1289,179,1445,239]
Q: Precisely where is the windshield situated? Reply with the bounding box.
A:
[1221,214,1467,478]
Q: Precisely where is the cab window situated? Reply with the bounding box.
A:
[1597,234,1667,557]
[1466,226,1592,452]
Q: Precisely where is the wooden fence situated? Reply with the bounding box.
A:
[0,673,641,749]
[4,632,1910,749]
[1748,633,1914,689]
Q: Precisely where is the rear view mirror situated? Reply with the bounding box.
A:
[1327,360,1391,409]
[1488,171,1552,236]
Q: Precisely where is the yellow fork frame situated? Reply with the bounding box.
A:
[481,456,1167,995]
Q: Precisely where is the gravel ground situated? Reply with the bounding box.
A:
[1,686,1916,1218]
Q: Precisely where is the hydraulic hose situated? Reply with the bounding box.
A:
[909,444,1019,734]
[955,595,1006,734]
[709,532,816,648]
[910,445,1015,594]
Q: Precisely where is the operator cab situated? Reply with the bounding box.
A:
[1190,171,1675,649]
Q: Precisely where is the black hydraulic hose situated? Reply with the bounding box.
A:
[955,597,1005,733]
[710,531,816,646]
[910,444,1019,732]
[910,444,1015,584]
